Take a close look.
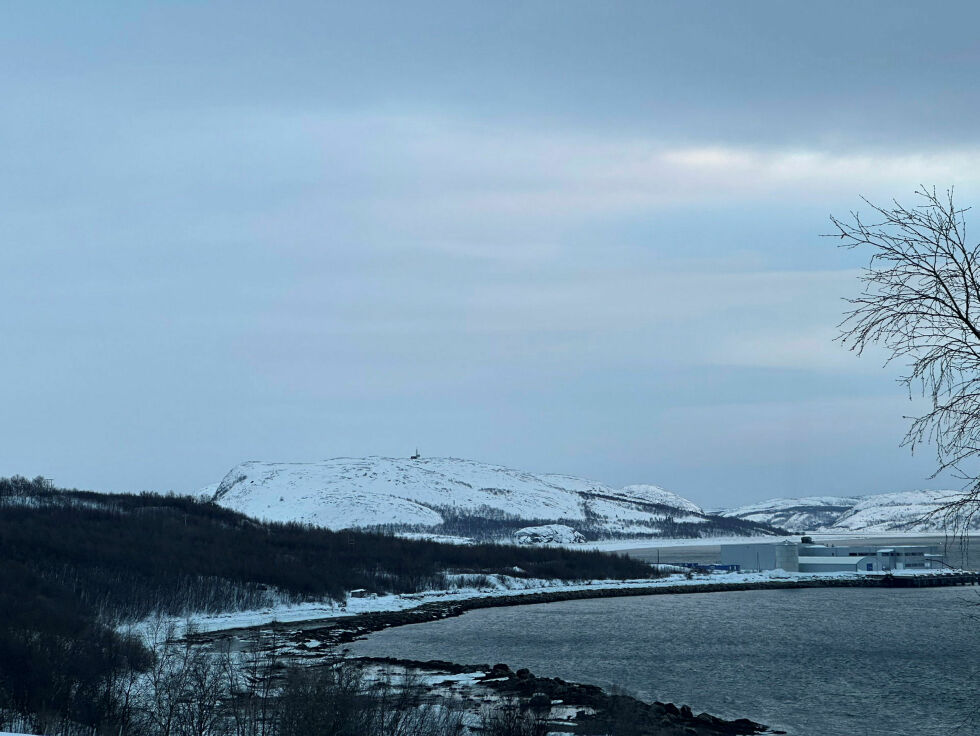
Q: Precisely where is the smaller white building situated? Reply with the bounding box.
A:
[797,543,941,573]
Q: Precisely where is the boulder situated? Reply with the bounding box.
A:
[513,524,586,545]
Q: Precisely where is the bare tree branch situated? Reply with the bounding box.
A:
[829,187,980,532]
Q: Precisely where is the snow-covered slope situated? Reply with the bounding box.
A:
[210,457,758,540]
[719,496,860,532]
[619,484,703,515]
[722,490,978,533]
[196,482,220,501]
[828,490,977,533]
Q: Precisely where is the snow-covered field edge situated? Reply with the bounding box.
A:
[576,530,971,552]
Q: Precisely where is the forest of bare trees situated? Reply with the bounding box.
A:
[2,619,547,736]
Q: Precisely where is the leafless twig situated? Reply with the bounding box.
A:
[829,187,980,537]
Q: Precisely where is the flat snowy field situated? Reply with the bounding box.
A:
[584,530,961,552]
[574,535,800,551]
[150,568,952,637]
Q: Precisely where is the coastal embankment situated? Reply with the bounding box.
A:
[188,572,976,647]
[186,573,975,736]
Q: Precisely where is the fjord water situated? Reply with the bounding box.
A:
[350,587,979,736]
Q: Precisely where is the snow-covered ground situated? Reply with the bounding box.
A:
[584,530,967,553]
[575,534,802,551]
[392,532,477,545]
[151,568,953,637]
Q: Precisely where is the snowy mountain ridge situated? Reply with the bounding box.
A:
[718,496,862,532]
[209,456,774,541]
[721,489,978,533]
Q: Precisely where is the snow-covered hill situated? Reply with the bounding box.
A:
[619,484,703,515]
[209,457,773,541]
[719,496,861,532]
[828,490,977,533]
[721,490,978,533]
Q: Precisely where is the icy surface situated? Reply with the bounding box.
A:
[210,456,713,536]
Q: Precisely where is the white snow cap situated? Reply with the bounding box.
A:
[209,456,708,536]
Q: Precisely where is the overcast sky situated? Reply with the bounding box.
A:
[4,1,980,507]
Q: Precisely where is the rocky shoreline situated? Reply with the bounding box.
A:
[184,577,891,735]
[351,656,773,735]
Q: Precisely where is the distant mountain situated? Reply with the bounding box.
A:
[618,484,704,515]
[719,496,861,532]
[828,490,976,533]
[210,457,779,542]
[721,489,978,533]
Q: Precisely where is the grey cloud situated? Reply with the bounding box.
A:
[3,1,978,504]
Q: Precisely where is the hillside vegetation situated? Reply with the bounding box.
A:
[0,475,658,733]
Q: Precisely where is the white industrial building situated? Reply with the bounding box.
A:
[720,539,943,573]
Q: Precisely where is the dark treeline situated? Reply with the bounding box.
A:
[366,504,592,541]
[0,476,653,620]
[0,476,656,734]
[367,501,784,542]
[576,491,787,538]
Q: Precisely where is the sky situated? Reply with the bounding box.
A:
[4,1,980,507]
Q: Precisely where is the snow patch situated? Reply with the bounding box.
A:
[513,524,585,545]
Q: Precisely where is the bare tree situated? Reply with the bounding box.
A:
[479,699,547,736]
[829,186,980,533]
[221,633,282,736]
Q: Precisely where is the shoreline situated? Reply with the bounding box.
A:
[185,573,935,645]
[349,656,774,735]
[185,575,968,736]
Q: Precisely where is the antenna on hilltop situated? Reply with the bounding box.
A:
[410,448,421,460]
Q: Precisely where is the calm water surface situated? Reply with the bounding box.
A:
[349,588,980,736]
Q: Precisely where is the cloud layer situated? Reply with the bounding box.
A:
[3,2,979,504]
